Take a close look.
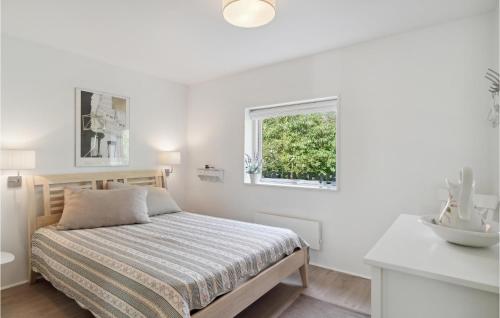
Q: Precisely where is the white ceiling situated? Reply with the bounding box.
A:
[2,0,497,84]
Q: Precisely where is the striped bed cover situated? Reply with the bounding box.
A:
[32,212,307,318]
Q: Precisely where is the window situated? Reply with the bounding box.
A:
[245,97,338,190]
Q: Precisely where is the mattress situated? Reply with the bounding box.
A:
[32,212,307,318]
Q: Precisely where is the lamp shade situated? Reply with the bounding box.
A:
[1,150,36,170]
[159,151,181,165]
[223,0,276,28]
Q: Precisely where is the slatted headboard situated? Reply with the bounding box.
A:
[27,170,164,282]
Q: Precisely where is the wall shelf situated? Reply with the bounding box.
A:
[197,168,224,182]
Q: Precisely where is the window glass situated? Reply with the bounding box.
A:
[261,111,336,185]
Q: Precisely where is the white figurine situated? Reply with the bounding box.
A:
[438,167,486,232]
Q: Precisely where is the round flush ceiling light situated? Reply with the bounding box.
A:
[223,0,276,28]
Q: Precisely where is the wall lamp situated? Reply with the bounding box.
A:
[0,150,36,187]
[158,151,181,177]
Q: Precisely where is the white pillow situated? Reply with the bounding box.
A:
[58,187,150,230]
[107,181,182,216]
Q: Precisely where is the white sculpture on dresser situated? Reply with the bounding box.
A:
[419,166,498,247]
[438,167,486,232]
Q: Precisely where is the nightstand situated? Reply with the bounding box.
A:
[0,252,15,265]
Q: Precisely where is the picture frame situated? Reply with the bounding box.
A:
[75,88,130,167]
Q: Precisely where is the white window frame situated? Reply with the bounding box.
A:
[244,96,339,191]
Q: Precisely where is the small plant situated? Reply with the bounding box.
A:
[244,153,262,175]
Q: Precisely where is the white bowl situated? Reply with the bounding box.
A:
[419,215,499,248]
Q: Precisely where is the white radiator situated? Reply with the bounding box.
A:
[254,212,322,250]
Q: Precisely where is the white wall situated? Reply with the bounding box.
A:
[1,12,498,288]
[0,35,189,288]
[186,13,499,277]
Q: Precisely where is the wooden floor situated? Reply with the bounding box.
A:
[1,265,370,318]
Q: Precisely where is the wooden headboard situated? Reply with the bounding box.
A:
[27,170,164,282]
[28,170,164,232]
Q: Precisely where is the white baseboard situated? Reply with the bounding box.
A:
[1,279,29,291]
[309,262,371,280]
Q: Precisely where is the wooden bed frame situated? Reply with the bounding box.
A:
[27,170,309,318]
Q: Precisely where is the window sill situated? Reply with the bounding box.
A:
[244,180,337,192]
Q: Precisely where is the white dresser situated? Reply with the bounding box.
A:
[365,214,499,318]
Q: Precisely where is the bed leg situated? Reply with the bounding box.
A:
[299,248,309,288]
[29,270,37,284]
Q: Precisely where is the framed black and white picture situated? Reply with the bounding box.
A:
[75,88,130,167]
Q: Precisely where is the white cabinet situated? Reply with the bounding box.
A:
[365,215,499,318]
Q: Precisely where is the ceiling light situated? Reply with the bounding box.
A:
[223,0,276,28]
